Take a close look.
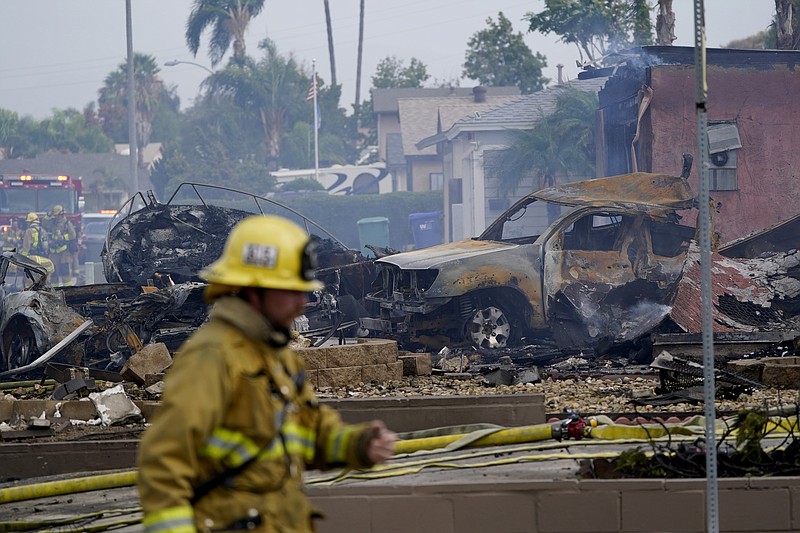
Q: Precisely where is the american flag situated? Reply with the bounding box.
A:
[306,76,318,101]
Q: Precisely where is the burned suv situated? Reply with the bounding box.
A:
[361,172,697,351]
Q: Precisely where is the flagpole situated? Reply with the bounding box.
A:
[312,59,320,184]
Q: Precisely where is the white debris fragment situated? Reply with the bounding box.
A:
[88,384,142,426]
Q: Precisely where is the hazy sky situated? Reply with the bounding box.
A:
[0,1,776,119]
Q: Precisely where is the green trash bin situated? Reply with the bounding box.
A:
[357,216,390,258]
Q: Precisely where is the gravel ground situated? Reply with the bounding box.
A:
[315,373,796,416]
[2,372,796,444]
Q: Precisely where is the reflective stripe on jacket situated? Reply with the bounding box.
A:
[137,296,373,533]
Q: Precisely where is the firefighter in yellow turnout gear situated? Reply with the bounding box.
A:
[137,215,396,532]
[44,205,77,286]
[20,212,55,283]
[2,217,24,252]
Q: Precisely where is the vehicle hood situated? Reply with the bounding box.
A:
[376,239,516,269]
[532,172,695,211]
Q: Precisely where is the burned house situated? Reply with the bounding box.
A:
[595,46,800,244]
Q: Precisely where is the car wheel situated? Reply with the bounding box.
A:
[6,327,39,371]
[465,304,513,349]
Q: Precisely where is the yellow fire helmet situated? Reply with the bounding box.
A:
[51,205,64,216]
[200,215,324,293]
[26,212,39,223]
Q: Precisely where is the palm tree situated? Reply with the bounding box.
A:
[98,54,165,169]
[489,88,598,222]
[186,0,266,67]
[205,39,308,170]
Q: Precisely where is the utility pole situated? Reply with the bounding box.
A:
[324,0,337,86]
[355,0,365,127]
[125,0,138,194]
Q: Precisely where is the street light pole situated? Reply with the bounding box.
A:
[164,60,214,75]
[164,60,218,136]
[125,0,138,194]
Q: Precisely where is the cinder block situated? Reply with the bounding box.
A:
[121,343,172,385]
[370,495,455,533]
[361,339,399,365]
[304,369,319,389]
[761,357,800,389]
[398,353,432,376]
[313,496,372,533]
[318,366,362,388]
[300,349,326,370]
[719,488,791,532]
[725,359,764,382]
[58,400,98,421]
[0,400,13,423]
[362,364,392,383]
[622,489,704,532]
[453,493,536,533]
[324,345,367,368]
[538,491,620,532]
[387,361,402,380]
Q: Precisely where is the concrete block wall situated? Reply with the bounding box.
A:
[297,339,403,388]
[309,477,800,533]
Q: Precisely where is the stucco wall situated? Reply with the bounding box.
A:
[646,64,800,243]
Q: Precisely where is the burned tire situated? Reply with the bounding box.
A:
[464,303,515,349]
[2,322,40,372]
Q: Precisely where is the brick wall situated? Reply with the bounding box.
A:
[297,339,403,387]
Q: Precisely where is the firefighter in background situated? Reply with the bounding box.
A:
[45,205,77,286]
[20,212,55,281]
[2,217,24,252]
[137,215,397,532]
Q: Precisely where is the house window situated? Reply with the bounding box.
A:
[708,122,742,191]
[429,173,444,191]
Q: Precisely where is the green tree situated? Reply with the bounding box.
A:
[371,56,429,88]
[526,0,653,66]
[489,88,598,209]
[39,108,112,154]
[0,107,111,158]
[206,39,308,170]
[98,54,166,168]
[463,12,549,94]
[186,0,266,67]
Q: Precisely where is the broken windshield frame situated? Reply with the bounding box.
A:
[479,197,573,244]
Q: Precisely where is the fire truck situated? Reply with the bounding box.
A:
[0,173,82,232]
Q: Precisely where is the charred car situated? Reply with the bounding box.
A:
[0,183,375,378]
[361,172,698,352]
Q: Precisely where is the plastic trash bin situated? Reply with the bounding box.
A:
[357,216,390,257]
[408,211,443,249]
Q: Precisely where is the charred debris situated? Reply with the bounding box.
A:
[1,176,800,404]
[0,183,377,382]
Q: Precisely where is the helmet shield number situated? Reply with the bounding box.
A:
[242,244,278,269]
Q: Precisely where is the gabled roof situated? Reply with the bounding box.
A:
[372,86,520,114]
[399,95,522,156]
[416,77,609,149]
